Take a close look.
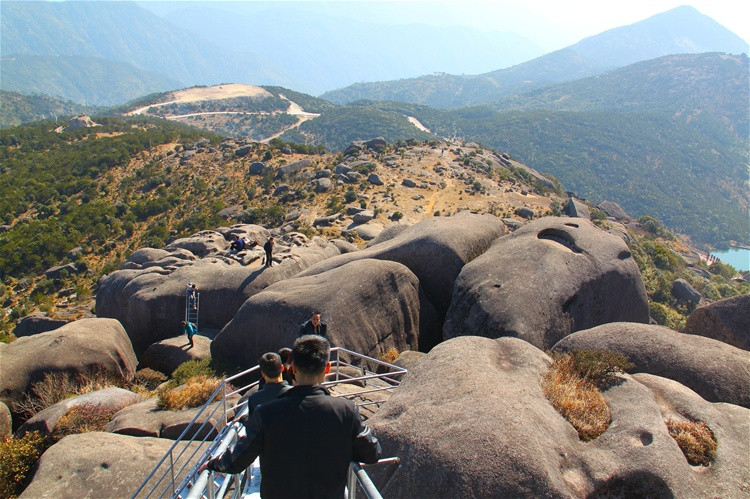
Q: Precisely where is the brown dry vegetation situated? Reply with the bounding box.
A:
[665,418,717,466]
[12,369,126,422]
[543,353,611,441]
[157,375,223,411]
[52,405,116,441]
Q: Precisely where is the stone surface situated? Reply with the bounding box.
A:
[12,312,68,338]
[0,319,137,419]
[96,229,345,355]
[277,158,313,176]
[596,201,630,220]
[671,278,701,304]
[212,259,421,368]
[138,335,212,376]
[0,401,11,439]
[19,432,202,498]
[684,294,750,350]
[564,197,590,219]
[300,211,505,318]
[106,397,235,440]
[553,322,750,408]
[444,217,649,349]
[366,336,749,498]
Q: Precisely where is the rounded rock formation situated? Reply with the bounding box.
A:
[683,294,750,350]
[443,217,649,349]
[212,259,422,368]
[553,322,750,408]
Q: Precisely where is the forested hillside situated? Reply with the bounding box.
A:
[0,90,99,129]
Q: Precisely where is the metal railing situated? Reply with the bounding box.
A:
[132,347,406,499]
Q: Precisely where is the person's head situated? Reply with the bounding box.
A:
[292,335,331,383]
[191,284,197,289]
[181,321,187,326]
[310,311,322,327]
[259,352,284,382]
[277,347,293,364]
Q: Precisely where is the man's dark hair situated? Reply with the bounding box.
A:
[292,335,330,375]
[277,347,293,364]
[310,311,321,318]
[259,352,283,378]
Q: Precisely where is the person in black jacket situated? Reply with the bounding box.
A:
[299,311,327,337]
[263,236,274,267]
[203,335,381,498]
[237,352,291,415]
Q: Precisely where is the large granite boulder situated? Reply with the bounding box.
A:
[0,319,137,418]
[298,211,505,317]
[212,259,421,368]
[563,197,590,219]
[106,397,236,440]
[96,230,346,355]
[367,336,749,498]
[0,402,11,439]
[671,278,701,304]
[553,322,750,408]
[16,387,143,439]
[138,335,212,376]
[684,294,750,350]
[19,432,202,498]
[443,217,648,349]
[12,312,68,338]
[164,230,229,258]
[277,158,313,176]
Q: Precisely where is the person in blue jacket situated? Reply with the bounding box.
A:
[182,320,197,348]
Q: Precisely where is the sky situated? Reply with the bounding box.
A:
[137,0,750,52]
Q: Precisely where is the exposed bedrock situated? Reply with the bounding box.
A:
[211,259,423,368]
[367,336,749,498]
[553,322,750,408]
[96,227,346,355]
[443,217,649,349]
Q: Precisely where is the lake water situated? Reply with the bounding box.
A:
[711,248,750,272]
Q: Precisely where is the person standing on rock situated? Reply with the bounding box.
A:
[300,311,327,337]
[182,320,197,348]
[201,335,381,497]
[263,236,274,267]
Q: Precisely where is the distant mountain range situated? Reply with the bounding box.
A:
[0,90,99,129]
[0,1,292,105]
[322,6,749,108]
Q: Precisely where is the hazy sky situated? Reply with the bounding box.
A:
[140,0,749,52]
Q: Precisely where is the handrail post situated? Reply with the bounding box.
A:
[207,470,215,499]
[223,382,228,427]
[347,465,357,499]
[336,348,341,382]
[169,450,176,495]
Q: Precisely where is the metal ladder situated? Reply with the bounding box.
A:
[185,289,199,331]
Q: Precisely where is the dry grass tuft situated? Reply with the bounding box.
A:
[379,347,400,364]
[52,405,116,441]
[543,353,611,441]
[157,376,223,411]
[666,418,717,466]
[12,369,124,423]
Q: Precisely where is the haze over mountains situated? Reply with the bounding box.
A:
[0,2,748,247]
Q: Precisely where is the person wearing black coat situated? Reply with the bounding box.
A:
[203,335,381,498]
[299,311,327,338]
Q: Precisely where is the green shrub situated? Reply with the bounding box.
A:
[344,188,358,203]
[568,349,634,387]
[0,431,46,497]
[172,359,215,385]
